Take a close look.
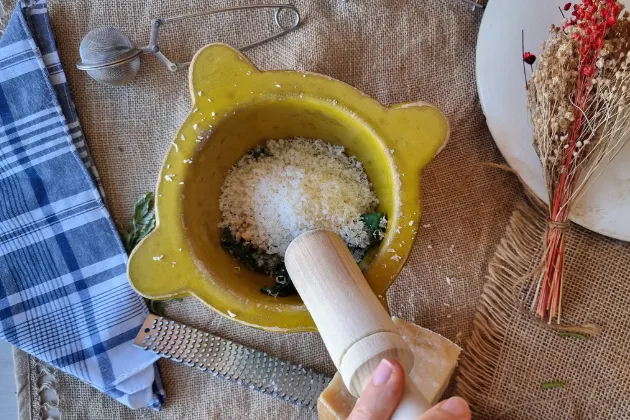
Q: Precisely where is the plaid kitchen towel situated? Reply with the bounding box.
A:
[0,0,165,410]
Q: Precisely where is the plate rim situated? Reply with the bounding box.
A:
[475,0,630,242]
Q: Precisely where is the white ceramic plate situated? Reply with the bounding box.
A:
[477,0,630,241]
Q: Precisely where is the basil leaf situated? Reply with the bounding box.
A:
[222,213,388,298]
[361,212,387,247]
[147,299,167,315]
[541,380,565,390]
[220,228,267,274]
[121,192,178,313]
[123,192,155,252]
[261,265,298,297]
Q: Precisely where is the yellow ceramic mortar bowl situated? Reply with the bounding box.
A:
[127,44,449,332]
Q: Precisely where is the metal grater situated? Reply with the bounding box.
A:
[133,313,331,410]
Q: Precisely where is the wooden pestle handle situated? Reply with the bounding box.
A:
[285,230,430,418]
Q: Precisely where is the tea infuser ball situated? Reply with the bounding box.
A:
[76,4,301,86]
[78,27,142,86]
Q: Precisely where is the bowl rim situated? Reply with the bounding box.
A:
[127,43,449,332]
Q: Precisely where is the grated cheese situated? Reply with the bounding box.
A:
[219,138,379,255]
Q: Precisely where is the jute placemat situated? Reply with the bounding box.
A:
[455,197,630,419]
[8,0,593,418]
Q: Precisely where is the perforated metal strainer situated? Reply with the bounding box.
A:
[76,4,301,86]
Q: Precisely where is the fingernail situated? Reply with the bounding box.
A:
[372,359,394,385]
[440,397,469,416]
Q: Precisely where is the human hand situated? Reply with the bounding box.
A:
[348,359,471,420]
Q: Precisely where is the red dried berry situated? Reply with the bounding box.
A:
[582,66,594,76]
[563,2,572,11]
[523,52,536,65]
[607,15,617,26]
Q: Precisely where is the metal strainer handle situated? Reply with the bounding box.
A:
[149,4,301,72]
[76,4,301,84]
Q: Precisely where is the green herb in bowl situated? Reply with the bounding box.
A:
[218,138,388,297]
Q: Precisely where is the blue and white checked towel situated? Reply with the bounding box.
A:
[0,0,165,409]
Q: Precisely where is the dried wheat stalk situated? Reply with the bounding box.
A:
[526,0,630,323]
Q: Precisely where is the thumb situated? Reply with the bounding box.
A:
[420,397,471,420]
[348,359,405,420]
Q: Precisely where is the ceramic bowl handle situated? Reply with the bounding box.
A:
[388,101,450,173]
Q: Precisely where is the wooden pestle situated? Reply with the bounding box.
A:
[285,230,431,419]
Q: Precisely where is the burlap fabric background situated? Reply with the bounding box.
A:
[6,0,625,418]
[455,198,630,419]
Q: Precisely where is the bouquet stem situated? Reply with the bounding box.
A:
[536,173,572,322]
[537,224,567,322]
